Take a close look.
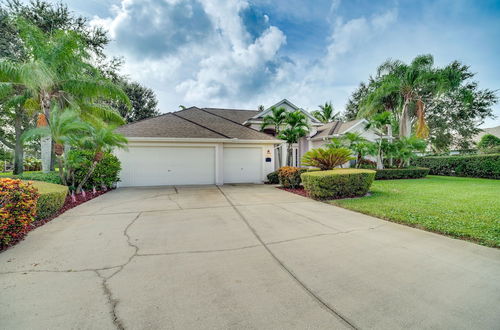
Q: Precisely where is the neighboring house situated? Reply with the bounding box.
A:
[115,99,379,187]
[241,99,378,167]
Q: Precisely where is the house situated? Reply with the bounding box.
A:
[115,99,378,187]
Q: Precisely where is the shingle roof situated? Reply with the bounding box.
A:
[312,119,364,139]
[203,108,259,124]
[116,107,278,141]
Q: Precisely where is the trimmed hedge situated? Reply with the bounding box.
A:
[0,178,39,249]
[413,154,500,179]
[30,181,68,220]
[301,169,376,199]
[375,167,429,180]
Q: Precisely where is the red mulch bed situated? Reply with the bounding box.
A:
[277,186,309,197]
[1,188,111,252]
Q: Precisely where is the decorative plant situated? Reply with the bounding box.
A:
[301,147,354,170]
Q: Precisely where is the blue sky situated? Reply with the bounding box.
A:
[52,0,500,126]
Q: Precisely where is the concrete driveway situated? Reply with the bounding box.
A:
[1,185,499,329]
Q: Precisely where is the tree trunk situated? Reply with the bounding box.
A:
[40,92,52,173]
[376,139,384,170]
[399,99,411,138]
[287,144,293,166]
[50,142,56,171]
[13,112,24,175]
[56,156,66,186]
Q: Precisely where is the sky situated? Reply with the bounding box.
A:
[43,0,500,127]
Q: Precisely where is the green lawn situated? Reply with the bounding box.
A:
[331,176,500,247]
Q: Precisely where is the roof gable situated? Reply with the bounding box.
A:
[249,98,321,124]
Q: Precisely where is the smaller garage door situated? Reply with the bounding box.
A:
[118,146,215,187]
[223,147,262,183]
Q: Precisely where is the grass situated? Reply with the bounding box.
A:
[331,176,500,247]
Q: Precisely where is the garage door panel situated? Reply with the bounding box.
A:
[118,146,215,187]
[223,147,262,183]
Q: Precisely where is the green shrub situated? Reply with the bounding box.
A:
[266,170,279,184]
[0,178,39,249]
[301,169,376,199]
[30,181,68,220]
[413,154,500,179]
[375,167,429,180]
[67,150,121,190]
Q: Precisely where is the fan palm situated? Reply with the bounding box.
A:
[0,19,130,171]
[311,102,339,123]
[22,106,89,184]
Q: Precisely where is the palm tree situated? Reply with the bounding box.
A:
[373,55,462,138]
[311,102,339,123]
[279,111,309,166]
[342,132,369,167]
[73,125,128,193]
[0,19,129,172]
[22,107,89,185]
[261,106,288,167]
[365,112,392,169]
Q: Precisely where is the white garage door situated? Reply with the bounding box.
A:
[223,147,262,183]
[118,146,215,187]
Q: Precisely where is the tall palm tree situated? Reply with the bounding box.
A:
[373,55,462,138]
[73,125,128,193]
[279,111,309,166]
[311,102,339,123]
[0,19,130,172]
[22,107,89,185]
[261,106,288,167]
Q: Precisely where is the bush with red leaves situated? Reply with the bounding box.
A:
[0,178,39,249]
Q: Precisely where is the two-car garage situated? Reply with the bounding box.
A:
[115,142,275,187]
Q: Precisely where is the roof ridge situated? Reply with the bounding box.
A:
[199,108,274,138]
[204,107,258,112]
[171,112,230,139]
